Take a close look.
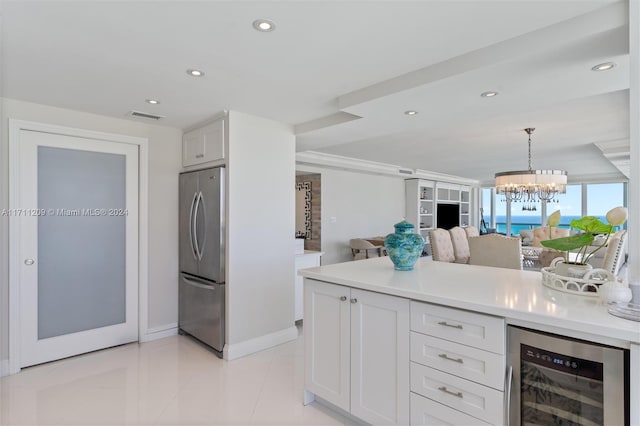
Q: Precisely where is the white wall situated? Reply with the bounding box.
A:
[295,165,406,265]
[0,98,182,370]
[225,110,296,358]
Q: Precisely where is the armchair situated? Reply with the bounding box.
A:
[600,230,628,276]
[448,226,470,264]
[468,234,523,270]
[349,239,384,260]
[464,226,480,238]
[428,229,455,263]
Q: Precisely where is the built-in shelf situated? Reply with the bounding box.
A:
[407,180,474,249]
[406,179,435,255]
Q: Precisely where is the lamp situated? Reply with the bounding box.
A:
[495,128,567,211]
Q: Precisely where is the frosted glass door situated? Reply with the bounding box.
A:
[37,147,126,339]
[18,129,139,368]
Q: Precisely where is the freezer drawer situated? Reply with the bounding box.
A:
[179,273,224,354]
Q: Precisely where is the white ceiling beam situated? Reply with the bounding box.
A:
[338,2,627,110]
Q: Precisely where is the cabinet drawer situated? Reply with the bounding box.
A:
[410,301,505,354]
[410,363,503,425]
[410,392,490,426]
[411,332,505,390]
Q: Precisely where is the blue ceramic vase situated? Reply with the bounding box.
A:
[384,221,424,271]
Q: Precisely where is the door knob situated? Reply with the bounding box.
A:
[340,296,347,301]
[350,298,358,304]
[24,259,35,266]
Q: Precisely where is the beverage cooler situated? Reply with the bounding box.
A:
[508,326,629,425]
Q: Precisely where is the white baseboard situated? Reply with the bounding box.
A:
[1,359,10,378]
[140,323,178,343]
[223,326,298,361]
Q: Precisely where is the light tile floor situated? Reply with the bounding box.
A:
[0,327,356,425]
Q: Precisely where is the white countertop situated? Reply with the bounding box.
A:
[299,257,640,345]
[296,250,323,257]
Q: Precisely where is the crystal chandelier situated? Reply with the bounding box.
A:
[495,128,567,211]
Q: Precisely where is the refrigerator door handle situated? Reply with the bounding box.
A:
[188,191,198,261]
[182,275,217,291]
[193,191,203,260]
[198,191,207,258]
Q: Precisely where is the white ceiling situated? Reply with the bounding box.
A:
[2,0,630,184]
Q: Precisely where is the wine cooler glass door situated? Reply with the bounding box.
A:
[508,326,627,426]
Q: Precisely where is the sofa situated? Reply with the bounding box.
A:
[532,226,570,247]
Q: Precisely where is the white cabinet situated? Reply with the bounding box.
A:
[460,188,471,227]
[304,280,350,410]
[294,251,321,321]
[410,392,491,426]
[304,279,410,425]
[405,179,435,254]
[407,180,474,251]
[410,301,505,426]
[436,184,460,203]
[182,118,225,167]
[434,182,472,228]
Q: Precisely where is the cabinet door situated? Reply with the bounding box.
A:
[201,119,225,163]
[304,279,350,411]
[182,129,204,167]
[294,273,303,321]
[350,289,410,425]
[295,255,321,321]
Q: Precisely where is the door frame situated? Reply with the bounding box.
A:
[8,119,149,375]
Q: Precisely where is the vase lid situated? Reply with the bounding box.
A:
[394,220,414,230]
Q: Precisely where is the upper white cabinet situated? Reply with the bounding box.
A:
[436,184,460,202]
[304,279,410,425]
[182,118,225,167]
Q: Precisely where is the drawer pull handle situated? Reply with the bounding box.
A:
[437,321,463,329]
[438,353,464,364]
[438,386,463,398]
[195,154,204,158]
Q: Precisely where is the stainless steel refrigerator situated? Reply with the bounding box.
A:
[179,166,225,355]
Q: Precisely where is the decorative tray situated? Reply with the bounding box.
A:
[541,259,613,297]
[608,302,640,322]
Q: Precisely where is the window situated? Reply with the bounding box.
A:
[495,194,507,234]
[511,202,542,235]
[550,184,582,229]
[481,188,492,231]
[587,183,625,229]
[484,182,627,235]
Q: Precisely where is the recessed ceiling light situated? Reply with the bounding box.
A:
[187,69,205,77]
[481,91,498,97]
[591,62,616,71]
[253,19,276,32]
[145,99,160,105]
[404,110,418,116]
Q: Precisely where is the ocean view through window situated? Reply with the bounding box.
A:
[483,183,626,235]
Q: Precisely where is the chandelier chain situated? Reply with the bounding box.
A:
[528,133,532,171]
[525,127,534,171]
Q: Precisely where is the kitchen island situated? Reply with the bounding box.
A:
[299,256,639,425]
